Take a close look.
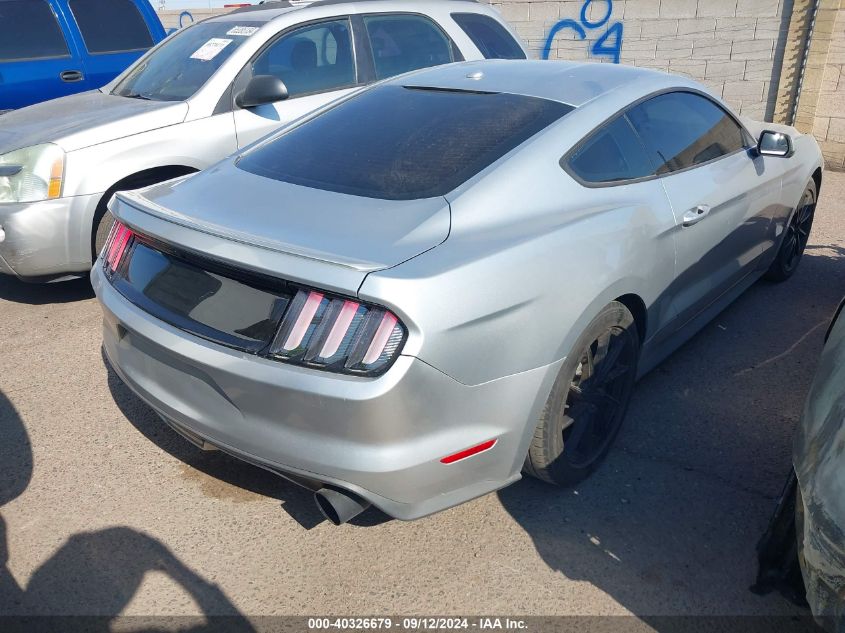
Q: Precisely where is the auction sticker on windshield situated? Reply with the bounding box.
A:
[190,38,233,61]
[227,26,259,36]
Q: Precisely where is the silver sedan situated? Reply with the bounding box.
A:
[93,60,824,524]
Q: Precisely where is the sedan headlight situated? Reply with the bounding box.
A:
[0,143,65,203]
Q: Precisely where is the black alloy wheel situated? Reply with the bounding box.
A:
[766,180,817,282]
[525,301,640,486]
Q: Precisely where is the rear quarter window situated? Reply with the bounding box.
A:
[0,0,69,61]
[567,116,655,184]
[451,13,525,60]
[237,84,573,200]
[69,0,154,54]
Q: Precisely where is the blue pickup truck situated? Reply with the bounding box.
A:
[0,0,166,112]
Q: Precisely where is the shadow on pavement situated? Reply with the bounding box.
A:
[0,388,32,609]
[499,249,845,625]
[0,275,93,305]
[0,388,255,630]
[102,351,390,529]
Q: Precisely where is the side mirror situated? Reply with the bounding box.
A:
[757,130,792,157]
[235,75,289,109]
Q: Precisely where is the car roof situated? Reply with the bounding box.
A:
[393,59,697,108]
[208,0,482,23]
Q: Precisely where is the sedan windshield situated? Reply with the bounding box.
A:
[112,21,261,102]
[237,85,573,200]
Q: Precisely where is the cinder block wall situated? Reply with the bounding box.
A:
[805,0,845,170]
[490,0,792,121]
[818,4,845,169]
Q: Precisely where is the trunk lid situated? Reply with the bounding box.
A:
[120,162,451,274]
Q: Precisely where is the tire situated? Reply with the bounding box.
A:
[92,205,115,262]
[524,301,640,486]
[765,180,817,282]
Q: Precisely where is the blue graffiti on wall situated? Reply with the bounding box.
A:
[541,0,623,64]
[165,10,194,36]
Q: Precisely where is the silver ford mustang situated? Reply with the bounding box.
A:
[92,60,824,524]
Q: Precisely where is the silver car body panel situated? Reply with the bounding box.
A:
[794,303,845,627]
[94,60,824,520]
[0,0,519,279]
[116,167,452,272]
[0,92,189,154]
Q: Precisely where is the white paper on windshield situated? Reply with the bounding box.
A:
[227,26,259,36]
[190,38,232,61]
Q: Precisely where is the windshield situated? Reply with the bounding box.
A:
[112,21,262,102]
[237,85,573,200]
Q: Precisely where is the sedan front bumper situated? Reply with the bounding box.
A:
[0,193,101,280]
[92,264,559,520]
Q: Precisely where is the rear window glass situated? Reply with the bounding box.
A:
[69,0,153,54]
[237,85,573,200]
[0,0,69,61]
[451,13,525,60]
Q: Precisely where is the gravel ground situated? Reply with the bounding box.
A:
[0,171,843,623]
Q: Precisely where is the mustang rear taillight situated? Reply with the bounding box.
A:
[102,223,406,377]
[102,220,135,275]
[269,289,405,376]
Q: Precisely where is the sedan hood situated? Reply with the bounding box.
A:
[115,161,451,273]
[0,91,188,154]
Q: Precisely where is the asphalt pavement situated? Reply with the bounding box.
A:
[1,172,844,623]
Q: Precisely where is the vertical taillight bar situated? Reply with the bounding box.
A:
[102,221,135,275]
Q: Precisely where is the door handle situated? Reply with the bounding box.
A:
[60,70,84,83]
[682,204,711,227]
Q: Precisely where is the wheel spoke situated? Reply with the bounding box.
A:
[593,335,625,385]
[564,414,590,455]
[560,413,576,432]
[602,363,630,384]
[582,347,595,380]
[783,231,797,257]
[594,331,611,363]
[797,204,810,225]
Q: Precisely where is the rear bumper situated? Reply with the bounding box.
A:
[0,193,101,280]
[93,264,559,520]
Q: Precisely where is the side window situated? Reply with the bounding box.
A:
[251,19,355,98]
[626,92,748,174]
[363,14,454,81]
[0,0,69,61]
[568,116,655,184]
[451,13,525,60]
[69,0,153,54]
